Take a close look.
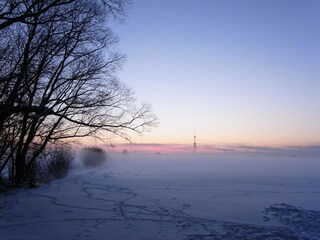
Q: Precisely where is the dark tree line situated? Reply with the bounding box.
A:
[0,0,157,184]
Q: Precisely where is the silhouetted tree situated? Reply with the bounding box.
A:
[0,0,157,184]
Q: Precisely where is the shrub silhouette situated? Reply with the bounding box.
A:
[81,147,107,168]
[46,148,74,179]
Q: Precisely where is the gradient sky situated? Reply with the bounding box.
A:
[112,0,320,146]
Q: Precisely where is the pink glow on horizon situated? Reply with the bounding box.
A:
[79,143,320,157]
[95,143,240,154]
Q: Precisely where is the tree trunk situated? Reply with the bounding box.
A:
[15,155,25,185]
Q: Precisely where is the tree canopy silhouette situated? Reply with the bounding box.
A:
[0,0,157,184]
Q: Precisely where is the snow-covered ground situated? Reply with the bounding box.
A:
[1,152,320,239]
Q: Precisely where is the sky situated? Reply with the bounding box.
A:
[111,0,320,147]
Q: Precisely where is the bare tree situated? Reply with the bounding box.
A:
[0,0,157,184]
[0,0,75,30]
[0,0,127,30]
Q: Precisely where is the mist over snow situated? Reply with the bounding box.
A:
[1,151,320,239]
[103,151,320,180]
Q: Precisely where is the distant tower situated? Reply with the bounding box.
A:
[193,133,197,150]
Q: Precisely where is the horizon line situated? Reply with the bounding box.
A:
[80,142,320,156]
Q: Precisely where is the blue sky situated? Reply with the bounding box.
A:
[112,0,320,146]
